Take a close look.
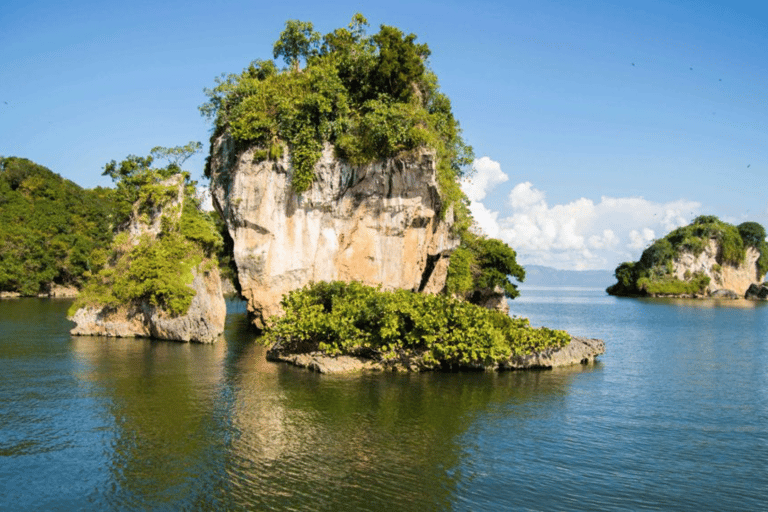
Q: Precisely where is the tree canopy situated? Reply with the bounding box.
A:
[0,157,119,295]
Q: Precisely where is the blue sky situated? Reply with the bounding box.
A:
[1,0,766,270]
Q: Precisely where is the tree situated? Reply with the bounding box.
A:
[150,141,203,169]
[738,221,767,248]
[273,20,321,71]
[371,25,431,101]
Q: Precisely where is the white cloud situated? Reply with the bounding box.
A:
[461,157,702,270]
[460,157,509,202]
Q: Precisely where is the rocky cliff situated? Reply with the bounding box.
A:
[69,174,226,343]
[209,134,459,328]
[672,239,762,296]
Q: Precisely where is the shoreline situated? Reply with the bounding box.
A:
[267,336,605,374]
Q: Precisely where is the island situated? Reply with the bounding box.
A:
[200,14,605,371]
[607,215,768,299]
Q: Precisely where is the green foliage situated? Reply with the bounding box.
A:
[636,273,710,296]
[73,146,221,317]
[0,157,119,295]
[264,281,570,369]
[446,229,525,303]
[608,215,767,296]
[200,14,474,197]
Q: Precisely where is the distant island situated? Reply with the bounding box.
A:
[607,215,767,299]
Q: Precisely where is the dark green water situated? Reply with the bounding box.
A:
[1,290,767,511]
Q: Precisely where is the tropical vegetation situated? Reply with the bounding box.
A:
[264,281,570,369]
[70,144,222,317]
[0,157,119,295]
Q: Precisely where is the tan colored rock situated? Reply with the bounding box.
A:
[69,266,226,343]
[47,284,79,298]
[671,240,763,296]
[209,134,459,328]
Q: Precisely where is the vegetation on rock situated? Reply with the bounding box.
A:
[445,228,526,302]
[201,14,526,306]
[264,281,570,369]
[607,215,768,296]
[200,13,472,208]
[70,144,222,317]
[0,157,119,295]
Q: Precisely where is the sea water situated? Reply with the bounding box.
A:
[1,290,766,511]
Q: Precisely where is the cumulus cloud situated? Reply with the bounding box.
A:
[460,157,509,236]
[461,157,509,202]
[461,157,702,270]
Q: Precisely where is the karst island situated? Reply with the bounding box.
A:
[65,15,605,372]
[607,215,768,300]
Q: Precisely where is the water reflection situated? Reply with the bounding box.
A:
[2,297,597,511]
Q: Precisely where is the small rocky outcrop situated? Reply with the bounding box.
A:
[209,135,458,328]
[745,283,768,300]
[69,174,226,343]
[266,336,604,374]
[69,268,226,343]
[710,289,741,299]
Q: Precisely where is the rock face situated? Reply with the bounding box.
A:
[69,174,226,343]
[209,134,459,328]
[266,336,605,374]
[671,240,763,296]
[69,267,226,343]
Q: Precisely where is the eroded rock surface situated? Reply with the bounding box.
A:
[69,267,226,343]
[672,240,762,296]
[209,135,459,328]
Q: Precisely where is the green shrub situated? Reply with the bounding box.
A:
[445,231,525,302]
[264,281,570,369]
[637,273,710,296]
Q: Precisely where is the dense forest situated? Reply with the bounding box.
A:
[0,157,119,295]
[607,215,768,296]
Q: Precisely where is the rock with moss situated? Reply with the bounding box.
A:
[608,215,767,298]
[69,154,226,343]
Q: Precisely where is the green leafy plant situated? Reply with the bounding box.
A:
[200,14,473,198]
[263,281,570,369]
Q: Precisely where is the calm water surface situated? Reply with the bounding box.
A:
[1,290,767,511]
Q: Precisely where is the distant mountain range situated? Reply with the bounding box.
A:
[514,265,614,288]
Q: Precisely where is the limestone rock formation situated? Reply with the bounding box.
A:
[671,240,762,296]
[209,134,459,328]
[69,267,226,343]
[69,174,226,343]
